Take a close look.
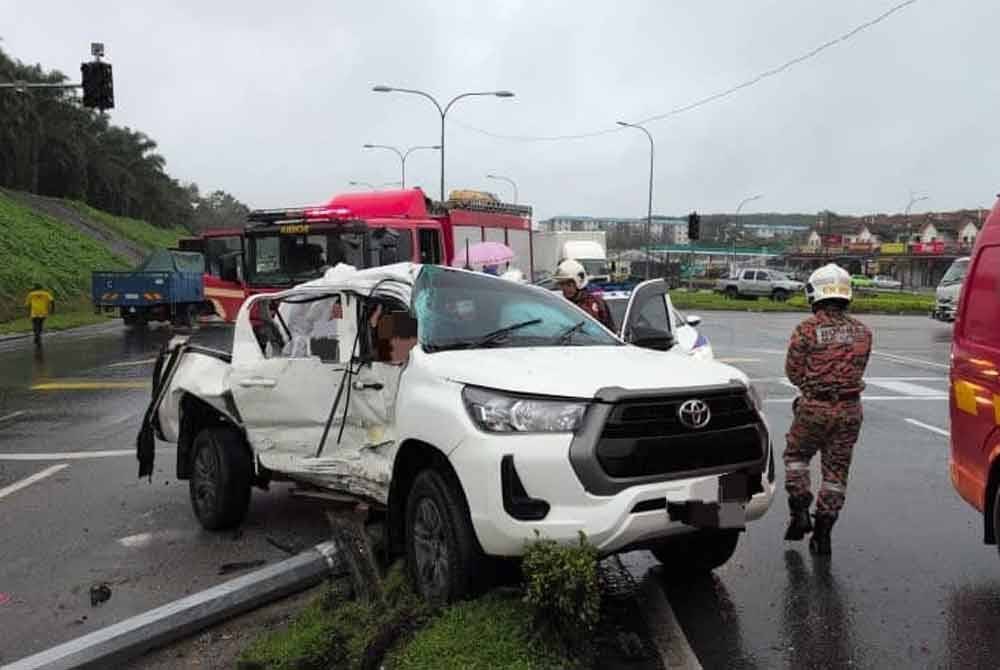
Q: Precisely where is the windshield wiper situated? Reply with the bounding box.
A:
[429,319,543,352]
[556,320,587,344]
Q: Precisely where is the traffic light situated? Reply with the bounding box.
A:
[687,211,701,241]
[81,61,114,110]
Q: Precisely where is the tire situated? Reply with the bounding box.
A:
[772,289,789,302]
[649,529,740,575]
[405,468,485,604]
[993,485,1000,558]
[725,286,738,299]
[122,310,148,329]
[189,427,252,531]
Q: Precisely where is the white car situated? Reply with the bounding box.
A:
[872,275,902,291]
[598,279,714,360]
[139,263,774,602]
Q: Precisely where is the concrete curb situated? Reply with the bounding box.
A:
[639,572,703,670]
[3,541,342,670]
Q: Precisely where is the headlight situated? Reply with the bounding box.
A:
[748,382,765,412]
[462,386,589,433]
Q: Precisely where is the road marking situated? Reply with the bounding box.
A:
[0,410,27,424]
[866,380,943,397]
[905,418,950,437]
[0,463,68,500]
[31,381,150,391]
[106,358,157,368]
[716,357,761,363]
[0,448,173,461]
[766,396,947,403]
[872,350,949,369]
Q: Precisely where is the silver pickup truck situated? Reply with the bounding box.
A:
[717,268,804,301]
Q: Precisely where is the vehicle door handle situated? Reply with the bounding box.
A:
[238,377,277,388]
[352,381,384,391]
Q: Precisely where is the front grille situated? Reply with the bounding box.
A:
[596,389,765,479]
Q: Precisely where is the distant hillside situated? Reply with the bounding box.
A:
[0,189,186,322]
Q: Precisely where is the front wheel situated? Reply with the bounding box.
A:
[649,529,740,575]
[405,468,485,604]
[772,289,789,302]
[993,485,1000,558]
[189,427,252,530]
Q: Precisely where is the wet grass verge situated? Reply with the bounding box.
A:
[237,556,661,670]
[0,307,114,336]
[669,289,934,315]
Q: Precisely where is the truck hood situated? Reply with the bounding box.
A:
[423,346,747,399]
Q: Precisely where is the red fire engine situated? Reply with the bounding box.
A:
[180,188,533,322]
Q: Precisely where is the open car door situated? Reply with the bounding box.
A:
[619,279,675,351]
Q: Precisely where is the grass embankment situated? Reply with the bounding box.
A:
[67,201,186,250]
[669,289,934,315]
[0,192,186,333]
[0,193,128,324]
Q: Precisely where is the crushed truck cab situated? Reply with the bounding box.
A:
[140,262,774,602]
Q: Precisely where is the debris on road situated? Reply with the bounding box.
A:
[90,583,112,607]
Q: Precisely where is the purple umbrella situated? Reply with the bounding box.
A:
[451,241,515,268]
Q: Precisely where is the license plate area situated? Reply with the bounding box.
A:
[666,471,750,529]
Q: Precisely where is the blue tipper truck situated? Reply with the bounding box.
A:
[91,249,208,327]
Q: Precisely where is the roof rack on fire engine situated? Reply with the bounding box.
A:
[437,198,532,218]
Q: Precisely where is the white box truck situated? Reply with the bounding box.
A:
[532,231,609,282]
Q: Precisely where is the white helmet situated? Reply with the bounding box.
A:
[553,259,588,290]
[806,263,852,305]
[501,268,526,283]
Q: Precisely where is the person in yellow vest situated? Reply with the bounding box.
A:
[25,284,55,344]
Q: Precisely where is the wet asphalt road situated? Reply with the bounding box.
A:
[0,323,331,665]
[0,313,998,668]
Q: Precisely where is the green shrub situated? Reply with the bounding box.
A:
[521,532,601,649]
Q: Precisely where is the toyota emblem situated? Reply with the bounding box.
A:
[677,399,711,429]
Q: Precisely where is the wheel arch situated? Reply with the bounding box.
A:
[176,393,248,480]
[984,454,1000,545]
[387,439,469,555]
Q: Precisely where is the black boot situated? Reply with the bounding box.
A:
[784,496,813,541]
[809,514,836,556]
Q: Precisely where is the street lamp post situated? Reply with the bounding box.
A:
[373,86,514,202]
[732,194,764,272]
[486,173,518,204]
[905,192,929,241]
[617,121,655,278]
[363,144,441,189]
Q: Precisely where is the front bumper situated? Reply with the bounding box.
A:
[449,384,775,557]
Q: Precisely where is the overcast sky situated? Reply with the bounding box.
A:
[6,0,998,221]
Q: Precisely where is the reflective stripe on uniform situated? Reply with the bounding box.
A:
[821,480,847,493]
[785,462,811,471]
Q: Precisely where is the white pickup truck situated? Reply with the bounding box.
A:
[138,263,774,601]
[717,268,804,301]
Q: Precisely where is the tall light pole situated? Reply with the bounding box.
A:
[372,86,514,202]
[363,144,440,189]
[905,191,929,241]
[617,121,655,278]
[486,173,518,203]
[732,194,763,274]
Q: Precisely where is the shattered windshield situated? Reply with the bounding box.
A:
[413,266,620,351]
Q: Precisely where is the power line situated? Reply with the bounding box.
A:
[452,0,918,143]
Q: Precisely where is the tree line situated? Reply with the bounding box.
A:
[0,44,247,231]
